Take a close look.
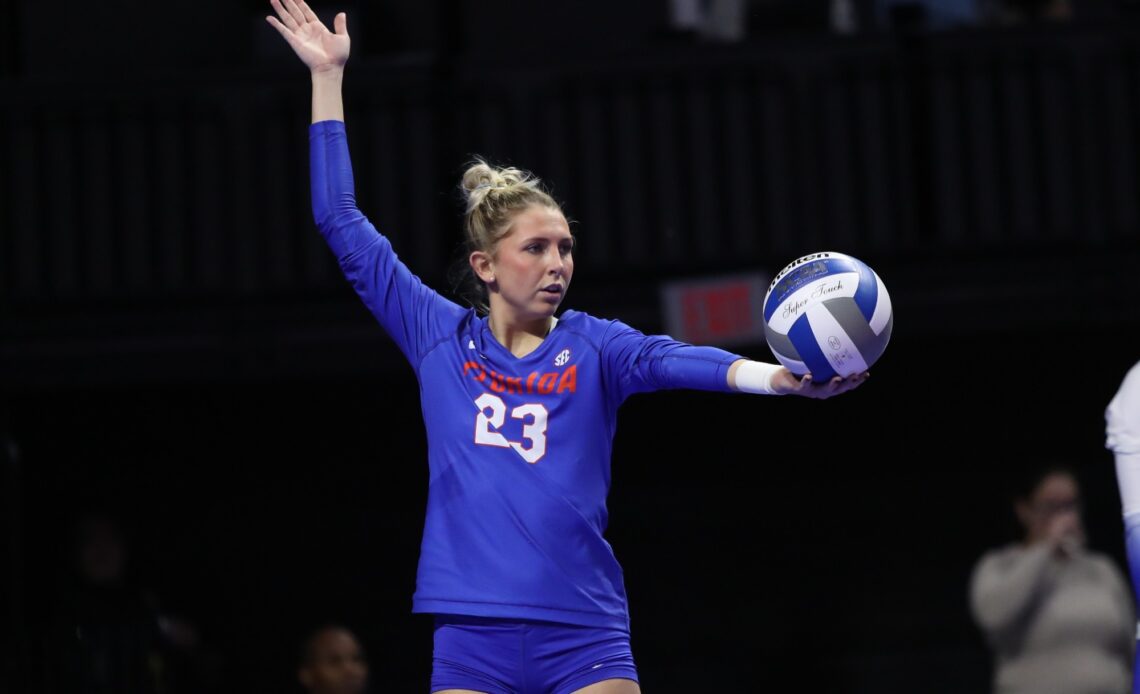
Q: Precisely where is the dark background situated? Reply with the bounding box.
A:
[4,0,1140,692]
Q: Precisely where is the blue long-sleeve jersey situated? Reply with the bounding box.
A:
[310,120,746,630]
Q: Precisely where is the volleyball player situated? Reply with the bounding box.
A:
[1107,360,1140,693]
[267,2,868,691]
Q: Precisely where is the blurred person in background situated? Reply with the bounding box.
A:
[666,0,749,41]
[970,464,1135,694]
[875,0,982,30]
[987,0,1073,21]
[298,624,369,694]
[1107,360,1140,693]
[40,510,216,694]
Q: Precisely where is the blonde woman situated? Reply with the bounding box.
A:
[267,2,867,691]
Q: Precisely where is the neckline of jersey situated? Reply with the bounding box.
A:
[479,314,565,363]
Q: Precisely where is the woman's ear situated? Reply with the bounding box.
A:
[470,250,495,284]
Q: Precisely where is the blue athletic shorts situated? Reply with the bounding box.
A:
[430,614,639,694]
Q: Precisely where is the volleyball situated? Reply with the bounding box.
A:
[762,251,893,381]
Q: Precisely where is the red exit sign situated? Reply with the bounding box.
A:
[660,273,769,346]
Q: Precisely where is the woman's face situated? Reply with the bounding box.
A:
[476,205,574,324]
[1018,471,1084,547]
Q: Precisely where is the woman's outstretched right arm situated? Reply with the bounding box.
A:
[266,0,348,123]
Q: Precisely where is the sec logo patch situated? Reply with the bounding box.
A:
[554,349,572,367]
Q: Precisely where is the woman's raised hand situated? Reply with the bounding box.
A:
[266,0,350,73]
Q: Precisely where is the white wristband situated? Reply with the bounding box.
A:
[734,360,783,395]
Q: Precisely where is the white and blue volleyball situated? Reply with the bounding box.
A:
[762,251,893,381]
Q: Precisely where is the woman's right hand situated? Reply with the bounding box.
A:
[266,0,350,73]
